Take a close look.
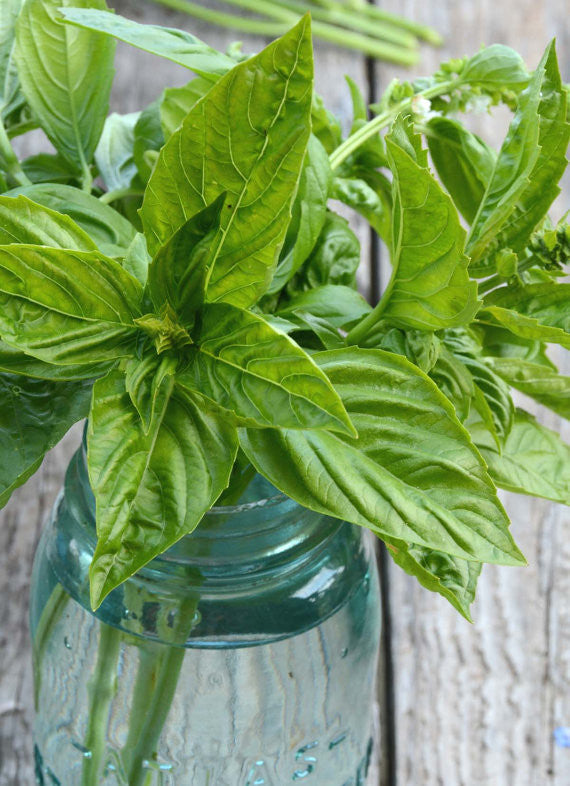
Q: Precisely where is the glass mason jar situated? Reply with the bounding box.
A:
[30,440,382,786]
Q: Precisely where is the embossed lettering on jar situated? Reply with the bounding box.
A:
[31,442,381,785]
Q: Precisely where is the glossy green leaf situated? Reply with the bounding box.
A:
[123,233,151,287]
[0,245,142,364]
[282,310,345,351]
[61,8,234,79]
[7,184,136,255]
[20,153,76,185]
[458,354,514,442]
[15,0,116,176]
[125,353,177,433]
[380,119,478,330]
[0,339,111,380]
[332,176,391,244]
[178,302,354,434]
[141,18,313,308]
[288,212,360,294]
[472,408,570,505]
[133,98,164,183]
[147,195,226,323]
[241,347,524,566]
[0,372,91,507]
[267,135,332,295]
[278,284,372,329]
[387,540,481,621]
[467,42,566,273]
[0,0,24,120]
[160,78,212,138]
[362,326,441,374]
[0,194,96,249]
[459,44,529,90]
[311,92,342,155]
[429,345,474,421]
[87,369,238,607]
[95,112,140,192]
[481,283,570,349]
[487,357,570,420]
[426,117,496,224]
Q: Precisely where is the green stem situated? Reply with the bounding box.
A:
[149,0,288,34]
[99,187,143,204]
[329,79,457,170]
[346,274,395,345]
[270,0,418,48]
[339,0,443,45]
[81,622,123,786]
[0,117,32,186]
[121,594,199,786]
[32,583,69,711]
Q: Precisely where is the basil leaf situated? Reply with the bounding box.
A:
[0,372,91,507]
[467,42,566,273]
[141,18,313,308]
[0,0,24,123]
[95,112,140,192]
[487,357,570,420]
[362,326,440,374]
[267,135,332,295]
[60,8,234,79]
[458,354,514,442]
[288,211,360,294]
[488,44,569,259]
[160,78,212,138]
[15,0,115,177]
[481,283,570,349]
[459,44,530,90]
[472,408,570,505]
[178,302,355,435]
[125,354,177,434]
[380,118,478,330]
[133,98,163,184]
[0,340,111,381]
[147,195,226,323]
[283,310,345,351]
[241,347,524,566]
[387,540,481,621]
[311,92,342,155]
[7,184,136,255]
[0,194,96,249]
[425,117,496,224]
[332,176,391,244]
[476,323,555,367]
[429,346,474,421]
[123,233,151,287]
[20,153,76,185]
[87,369,238,608]
[278,284,372,329]
[0,245,142,364]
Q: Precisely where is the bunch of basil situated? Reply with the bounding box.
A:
[0,0,568,620]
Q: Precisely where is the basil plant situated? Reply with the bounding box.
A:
[0,0,568,620]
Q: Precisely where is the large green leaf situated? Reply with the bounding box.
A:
[0,194,96,249]
[8,184,136,255]
[0,245,142,364]
[60,8,234,79]
[267,135,332,295]
[387,540,481,621]
[379,119,478,330]
[87,368,238,608]
[147,195,226,323]
[426,117,496,224]
[15,0,116,177]
[0,340,111,380]
[459,44,529,90]
[0,0,24,121]
[0,372,91,507]
[277,284,372,329]
[178,302,355,435]
[487,356,570,420]
[466,42,565,272]
[241,347,524,566]
[472,408,570,505]
[95,112,140,192]
[481,283,570,349]
[141,18,313,308]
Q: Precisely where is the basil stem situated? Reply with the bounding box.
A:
[81,622,123,786]
[0,118,32,187]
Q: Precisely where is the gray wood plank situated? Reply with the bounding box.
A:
[0,2,373,783]
[372,2,570,784]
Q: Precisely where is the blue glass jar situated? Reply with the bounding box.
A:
[30,441,381,785]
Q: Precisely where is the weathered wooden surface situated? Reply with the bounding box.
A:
[0,1,569,784]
